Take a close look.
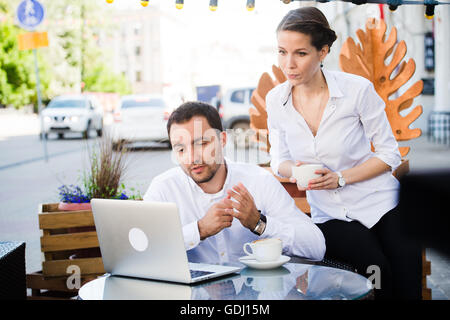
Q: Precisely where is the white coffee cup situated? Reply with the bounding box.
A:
[291,164,325,189]
[243,238,282,262]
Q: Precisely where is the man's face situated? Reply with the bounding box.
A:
[170,116,226,184]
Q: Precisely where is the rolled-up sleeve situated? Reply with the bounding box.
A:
[266,90,293,177]
[358,83,402,171]
[261,173,326,261]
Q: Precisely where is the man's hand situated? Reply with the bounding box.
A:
[198,199,234,240]
[224,183,260,231]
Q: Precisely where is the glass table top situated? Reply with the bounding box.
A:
[78,262,373,300]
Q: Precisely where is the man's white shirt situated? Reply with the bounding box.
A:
[143,160,325,264]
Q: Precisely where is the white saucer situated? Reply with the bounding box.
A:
[238,255,290,270]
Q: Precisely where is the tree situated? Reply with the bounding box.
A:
[84,63,131,95]
[0,3,50,109]
[0,0,131,109]
[42,0,131,96]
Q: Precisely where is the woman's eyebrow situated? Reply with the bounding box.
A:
[278,46,308,51]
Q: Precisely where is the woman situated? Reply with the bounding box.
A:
[266,7,421,299]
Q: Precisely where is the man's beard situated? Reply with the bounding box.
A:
[187,163,220,184]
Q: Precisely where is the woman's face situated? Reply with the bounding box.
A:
[277,30,327,86]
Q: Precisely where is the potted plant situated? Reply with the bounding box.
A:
[57,135,142,210]
[49,135,142,260]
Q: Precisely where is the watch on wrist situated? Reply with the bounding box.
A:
[252,212,267,236]
[336,171,346,188]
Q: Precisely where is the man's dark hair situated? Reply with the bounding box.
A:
[167,101,223,137]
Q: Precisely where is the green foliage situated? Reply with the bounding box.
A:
[84,64,132,95]
[0,0,10,14]
[0,0,132,109]
[0,20,50,109]
[42,0,132,97]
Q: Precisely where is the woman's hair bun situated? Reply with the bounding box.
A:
[277,7,337,52]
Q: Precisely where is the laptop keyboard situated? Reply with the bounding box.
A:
[190,270,214,279]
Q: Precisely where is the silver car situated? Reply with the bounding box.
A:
[213,87,255,148]
[111,94,171,149]
[218,87,255,131]
[41,94,104,139]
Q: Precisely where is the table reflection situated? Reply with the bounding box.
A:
[78,263,372,300]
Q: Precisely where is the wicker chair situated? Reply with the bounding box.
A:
[0,241,26,300]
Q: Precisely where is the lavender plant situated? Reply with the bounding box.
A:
[58,134,142,203]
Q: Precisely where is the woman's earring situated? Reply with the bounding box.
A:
[320,61,323,68]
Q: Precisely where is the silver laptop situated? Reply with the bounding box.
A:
[91,199,242,284]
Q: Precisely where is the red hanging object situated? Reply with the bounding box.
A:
[379,4,385,20]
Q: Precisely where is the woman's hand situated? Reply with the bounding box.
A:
[307,168,339,190]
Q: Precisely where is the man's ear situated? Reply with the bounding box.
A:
[220,131,227,148]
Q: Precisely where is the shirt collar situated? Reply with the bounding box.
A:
[281,68,344,106]
[322,69,344,99]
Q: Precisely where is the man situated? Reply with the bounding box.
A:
[143,101,325,264]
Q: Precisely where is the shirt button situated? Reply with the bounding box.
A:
[343,208,350,219]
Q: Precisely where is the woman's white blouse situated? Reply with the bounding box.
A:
[266,69,402,229]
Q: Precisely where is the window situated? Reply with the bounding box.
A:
[230,90,245,104]
[47,99,86,109]
[136,71,142,82]
[121,98,167,109]
[248,89,255,103]
[135,46,141,56]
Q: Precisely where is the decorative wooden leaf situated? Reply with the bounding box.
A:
[249,67,286,152]
[339,18,423,157]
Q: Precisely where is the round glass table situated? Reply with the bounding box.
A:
[78,262,373,300]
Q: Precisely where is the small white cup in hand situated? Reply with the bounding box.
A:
[243,238,282,262]
[291,164,324,189]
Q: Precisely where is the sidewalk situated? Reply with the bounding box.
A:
[0,108,40,138]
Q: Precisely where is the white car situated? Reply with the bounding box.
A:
[217,87,255,131]
[41,94,104,139]
[111,94,171,148]
[212,87,255,148]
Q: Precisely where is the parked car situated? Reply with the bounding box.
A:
[41,94,104,139]
[213,87,255,148]
[111,94,171,149]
